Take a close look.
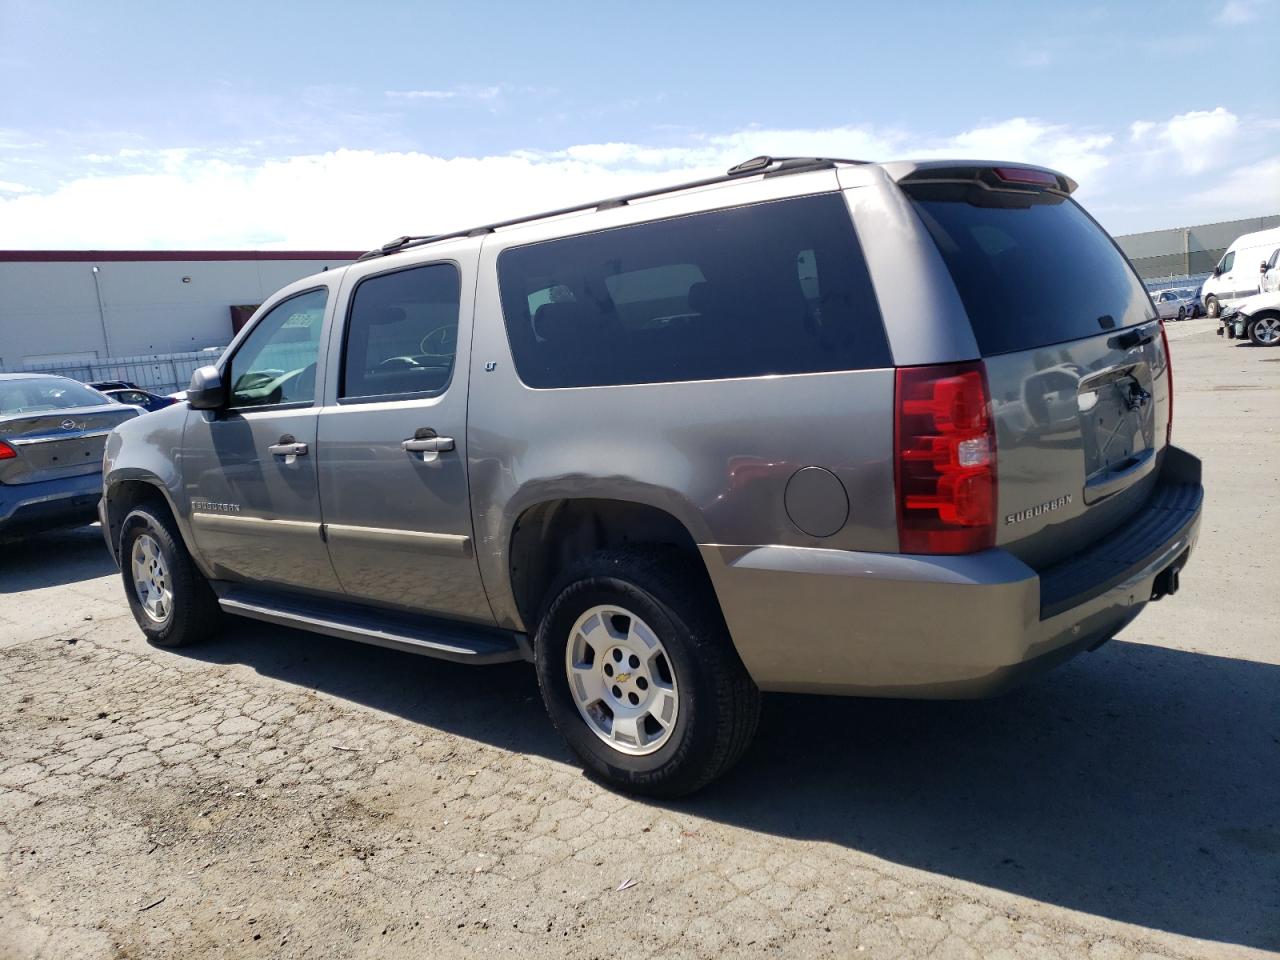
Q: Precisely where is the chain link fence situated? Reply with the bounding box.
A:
[9,349,226,395]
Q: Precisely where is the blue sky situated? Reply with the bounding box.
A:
[1,0,1278,248]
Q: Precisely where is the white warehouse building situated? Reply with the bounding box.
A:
[0,250,360,391]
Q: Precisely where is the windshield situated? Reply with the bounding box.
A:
[908,192,1152,355]
[0,378,109,415]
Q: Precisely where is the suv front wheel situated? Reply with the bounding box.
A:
[120,505,222,648]
[534,548,761,797]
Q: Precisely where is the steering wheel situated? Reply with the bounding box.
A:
[420,324,457,356]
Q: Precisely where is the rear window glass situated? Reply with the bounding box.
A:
[909,194,1152,356]
[0,378,107,414]
[497,193,891,388]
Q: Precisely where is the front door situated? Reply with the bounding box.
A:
[316,257,493,624]
[182,285,342,593]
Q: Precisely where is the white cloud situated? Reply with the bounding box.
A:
[0,180,32,194]
[1129,107,1239,174]
[385,86,502,101]
[0,112,1273,247]
[1186,155,1280,217]
[1216,0,1268,23]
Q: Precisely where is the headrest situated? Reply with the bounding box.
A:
[533,301,597,343]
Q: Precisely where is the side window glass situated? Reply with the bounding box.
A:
[497,194,891,388]
[1221,251,1235,273]
[341,263,461,400]
[229,288,327,409]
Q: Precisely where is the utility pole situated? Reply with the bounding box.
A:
[91,265,113,357]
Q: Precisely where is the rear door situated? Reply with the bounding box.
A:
[181,284,342,593]
[315,251,493,624]
[905,174,1170,569]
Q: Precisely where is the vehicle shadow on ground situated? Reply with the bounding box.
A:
[183,626,1279,952]
[708,639,1280,953]
[0,525,117,592]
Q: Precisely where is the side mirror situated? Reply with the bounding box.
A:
[1213,266,1222,277]
[1263,261,1270,274]
[186,365,226,410]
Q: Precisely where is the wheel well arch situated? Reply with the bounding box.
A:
[507,498,709,631]
[103,479,177,562]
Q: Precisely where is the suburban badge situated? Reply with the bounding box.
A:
[1006,494,1073,525]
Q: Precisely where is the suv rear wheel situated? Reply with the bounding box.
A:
[534,548,760,797]
[120,505,222,647]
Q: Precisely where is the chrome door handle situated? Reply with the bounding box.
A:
[268,440,309,457]
[402,436,454,453]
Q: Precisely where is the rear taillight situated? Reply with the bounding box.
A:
[0,441,16,460]
[1159,320,1174,445]
[895,361,996,554]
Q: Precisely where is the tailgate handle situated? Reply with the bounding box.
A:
[1109,322,1159,351]
[1083,447,1157,504]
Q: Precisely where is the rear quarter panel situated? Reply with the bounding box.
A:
[466,177,901,631]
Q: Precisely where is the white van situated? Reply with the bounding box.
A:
[1262,246,1280,295]
[1200,226,1280,317]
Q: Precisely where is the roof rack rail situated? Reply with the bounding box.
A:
[355,155,866,261]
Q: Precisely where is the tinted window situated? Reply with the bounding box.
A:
[497,194,890,388]
[0,377,108,414]
[909,193,1152,356]
[1220,251,1235,273]
[342,263,460,399]
[229,288,327,408]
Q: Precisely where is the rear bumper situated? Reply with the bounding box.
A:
[702,446,1203,698]
[0,471,104,537]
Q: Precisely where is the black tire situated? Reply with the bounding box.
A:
[1249,315,1280,347]
[119,505,222,647]
[1206,296,1220,319]
[533,548,761,797]
[1177,306,1186,321]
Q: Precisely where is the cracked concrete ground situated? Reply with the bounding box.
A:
[1,319,1277,959]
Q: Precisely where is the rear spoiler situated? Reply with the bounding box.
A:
[879,160,1078,196]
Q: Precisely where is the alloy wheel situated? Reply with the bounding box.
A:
[564,604,680,756]
[131,533,172,623]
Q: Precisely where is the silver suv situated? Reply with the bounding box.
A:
[101,156,1203,796]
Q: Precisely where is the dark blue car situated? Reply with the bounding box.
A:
[99,387,180,413]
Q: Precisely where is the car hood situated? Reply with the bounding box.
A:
[1236,291,1280,316]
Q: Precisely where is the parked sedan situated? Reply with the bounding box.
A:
[100,387,179,413]
[1153,288,1198,321]
[0,374,140,537]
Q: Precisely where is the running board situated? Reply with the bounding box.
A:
[214,585,528,665]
